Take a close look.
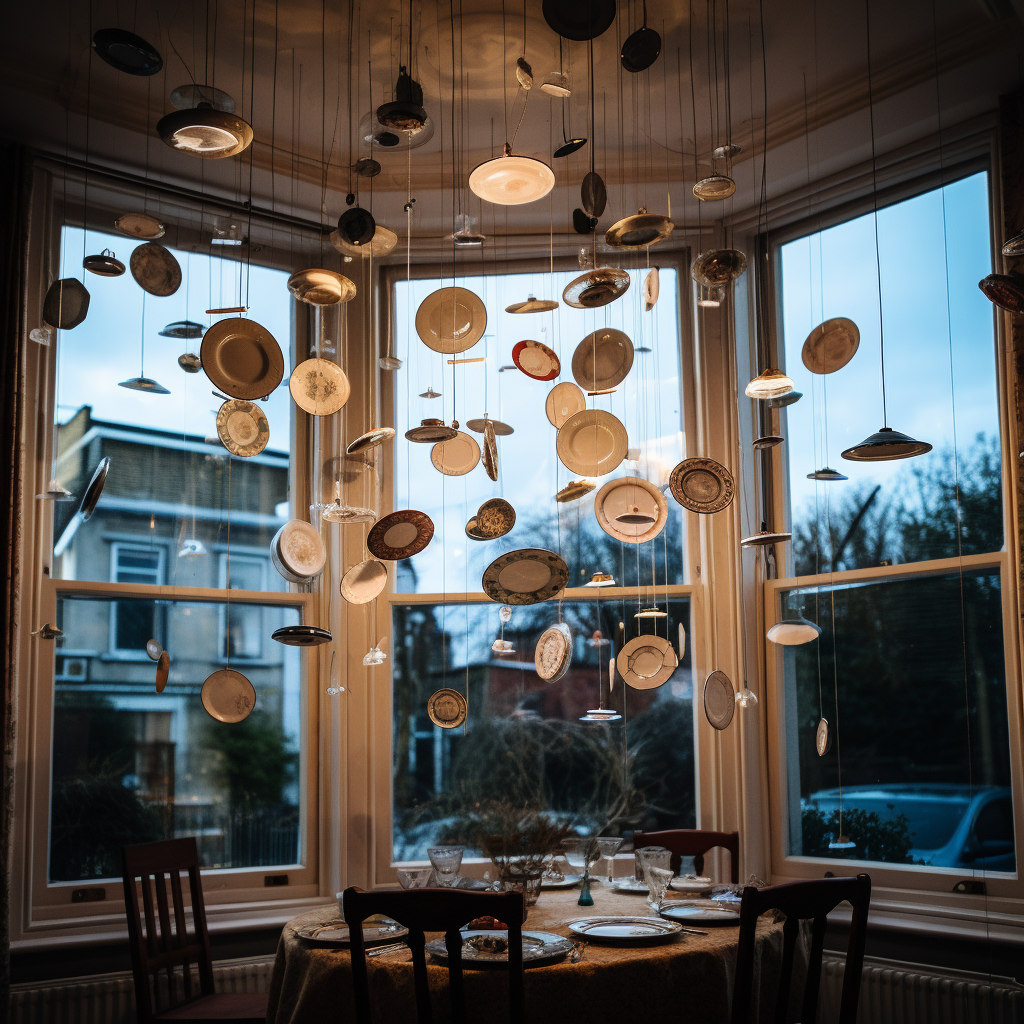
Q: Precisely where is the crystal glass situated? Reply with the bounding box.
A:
[643,863,673,910]
[499,871,543,907]
[634,845,671,881]
[561,838,600,880]
[427,846,464,887]
[397,867,432,889]
[595,836,624,883]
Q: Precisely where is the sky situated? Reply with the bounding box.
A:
[779,171,998,531]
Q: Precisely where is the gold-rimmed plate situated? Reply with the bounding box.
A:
[556,410,628,477]
[406,418,458,443]
[367,510,434,560]
[115,212,165,239]
[535,623,572,682]
[512,340,560,381]
[604,211,673,249]
[427,688,468,729]
[555,479,595,503]
[545,382,586,428]
[668,458,734,514]
[572,328,634,391]
[201,318,284,400]
[431,431,481,476]
[482,548,569,606]
[475,498,516,538]
[289,358,351,416]
[616,634,678,689]
[801,317,860,374]
[415,287,487,354]
[594,477,667,544]
[216,399,270,457]
[201,668,256,723]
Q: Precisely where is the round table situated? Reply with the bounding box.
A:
[267,884,804,1024]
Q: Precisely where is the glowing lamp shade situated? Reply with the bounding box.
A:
[841,426,932,462]
[745,367,794,399]
[766,617,822,645]
[469,153,555,206]
[157,107,253,159]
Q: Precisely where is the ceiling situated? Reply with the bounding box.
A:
[0,0,1020,243]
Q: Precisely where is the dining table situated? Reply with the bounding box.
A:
[267,883,809,1024]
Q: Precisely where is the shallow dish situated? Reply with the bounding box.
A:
[346,427,396,454]
[271,625,332,647]
[430,431,481,476]
[426,930,574,969]
[593,477,667,545]
[703,670,735,730]
[535,622,572,682]
[114,212,165,239]
[556,409,628,477]
[567,917,683,946]
[801,317,860,374]
[415,287,487,353]
[613,878,651,894]
[668,876,713,896]
[474,498,516,538]
[660,900,740,925]
[572,328,634,391]
[616,634,677,690]
[216,399,270,457]
[540,873,583,890]
[512,340,560,381]
[367,510,434,560]
[289,358,351,416]
[130,243,182,297]
[545,382,586,428]
[273,519,327,581]
[295,919,407,948]
[482,549,569,606]
[201,668,255,723]
[200,318,284,401]
[668,458,734,514]
[427,687,468,729]
[341,559,388,605]
[562,267,630,309]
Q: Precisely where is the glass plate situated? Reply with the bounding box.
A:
[425,930,574,968]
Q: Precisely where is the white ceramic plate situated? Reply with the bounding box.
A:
[668,876,713,895]
[556,409,628,477]
[295,919,407,947]
[201,669,256,723]
[430,431,481,476]
[273,520,326,580]
[613,878,651,894]
[216,399,270,457]
[535,623,572,682]
[545,382,586,428]
[341,559,388,604]
[593,477,668,545]
[616,634,678,689]
[513,339,560,381]
[415,287,487,354]
[540,873,583,890]
[289,358,351,416]
[567,917,682,945]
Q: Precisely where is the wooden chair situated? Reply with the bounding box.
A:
[343,886,527,1024]
[731,873,871,1024]
[632,828,741,882]
[122,837,269,1023]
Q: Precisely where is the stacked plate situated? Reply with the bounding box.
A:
[271,520,327,584]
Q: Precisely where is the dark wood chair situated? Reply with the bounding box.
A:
[122,837,268,1024]
[731,873,871,1024]
[343,886,527,1024]
[632,828,741,882]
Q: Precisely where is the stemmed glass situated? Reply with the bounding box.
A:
[638,846,673,911]
[595,836,624,884]
[427,846,464,887]
[562,838,601,906]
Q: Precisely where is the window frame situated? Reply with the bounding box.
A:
[754,140,1024,920]
[217,551,271,663]
[108,541,167,657]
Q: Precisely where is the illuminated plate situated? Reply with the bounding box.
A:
[801,317,860,374]
[616,634,677,689]
[427,687,468,729]
[691,248,747,287]
[346,427,396,454]
[545,382,586,428]
[216,399,270,457]
[703,670,735,730]
[341,559,389,604]
[406,418,458,443]
[482,548,569,606]
[329,226,399,259]
[200,318,284,400]
[668,458,734,514]
[289,358,351,416]
[556,410,628,477]
[201,668,256,723]
[572,328,634,391]
[366,510,434,560]
[286,269,356,306]
[273,519,327,580]
[567,917,682,946]
[555,479,595,503]
[593,477,667,545]
[430,431,481,476]
[415,286,487,354]
[535,623,572,682]
[604,212,673,249]
[512,340,560,381]
[474,498,516,538]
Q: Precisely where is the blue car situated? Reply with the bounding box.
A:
[803,783,1016,871]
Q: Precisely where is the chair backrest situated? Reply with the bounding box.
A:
[122,837,215,1024]
[730,873,871,1024]
[343,887,527,1024]
[632,828,741,882]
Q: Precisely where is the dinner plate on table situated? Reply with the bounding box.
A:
[295,918,407,948]
[540,873,582,890]
[612,878,650,894]
[567,917,683,946]
[668,876,713,896]
[659,900,740,925]
[425,930,574,968]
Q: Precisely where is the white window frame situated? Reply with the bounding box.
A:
[108,541,167,657]
[217,551,270,663]
[749,131,1024,935]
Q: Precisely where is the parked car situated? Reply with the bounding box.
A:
[803,783,1015,871]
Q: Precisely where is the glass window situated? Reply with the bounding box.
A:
[51,593,303,882]
[218,553,268,660]
[778,172,999,574]
[110,543,166,653]
[780,568,1014,872]
[391,266,686,594]
[391,597,694,861]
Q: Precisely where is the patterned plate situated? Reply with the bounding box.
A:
[482,549,569,606]
[130,243,181,297]
[616,634,677,689]
[367,510,434,560]
[216,399,270,457]
[427,688,468,729]
[474,498,516,538]
[289,358,351,416]
[201,669,256,723]
[668,458,734,514]
[567,917,682,946]
[535,622,572,682]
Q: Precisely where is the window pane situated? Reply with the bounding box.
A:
[780,568,1015,872]
[51,226,293,589]
[391,598,694,861]
[51,594,303,881]
[391,267,685,593]
[778,172,1000,574]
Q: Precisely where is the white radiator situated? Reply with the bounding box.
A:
[9,955,276,1024]
[820,954,1024,1023]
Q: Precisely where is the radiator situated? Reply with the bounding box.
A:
[9,955,276,1024]
[820,954,1024,1023]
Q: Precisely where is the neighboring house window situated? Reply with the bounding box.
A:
[110,542,165,653]
[218,553,268,660]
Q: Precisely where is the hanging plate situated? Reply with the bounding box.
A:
[605,211,673,249]
[703,670,735,730]
[287,270,356,306]
[816,717,831,756]
[466,416,514,436]
[474,498,516,539]
[482,549,569,606]
[201,668,256,723]
[273,519,327,580]
[542,0,616,40]
[341,559,389,604]
[668,458,734,514]
[556,409,628,477]
[415,287,487,354]
[739,530,792,547]
[93,28,163,75]
[155,651,170,693]
[430,431,481,476]
[643,267,660,311]
[555,479,595,502]
[406,418,458,443]
[289,358,351,416]
[200,318,284,400]
[562,267,630,308]
[691,248,747,287]
[330,225,399,259]
[505,295,559,314]
[146,639,164,662]
[483,421,499,481]
[535,623,573,682]
[593,477,667,544]
[42,278,90,329]
[621,23,662,73]
[83,249,125,277]
[616,635,677,690]
[114,212,165,239]
[366,510,434,560]
[130,243,182,297]
[545,382,586,428]
[216,400,270,457]
[427,688,468,729]
[161,320,206,339]
[979,273,1024,314]
[346,427,396,454]
[338,206,376,246]
[512,339,560,381]
[80,457,111,520]
[272,625,332,647]
[571,328,634,391]
[581,171,607,218]
[801,317,860,374]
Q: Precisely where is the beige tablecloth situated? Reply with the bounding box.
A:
[267,885,806,1024]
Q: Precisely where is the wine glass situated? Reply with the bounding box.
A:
[643,863,673,911]
[595,836,624,884]
[561,838,600,882]
[427,846,464,887]
[398,867,432,889]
